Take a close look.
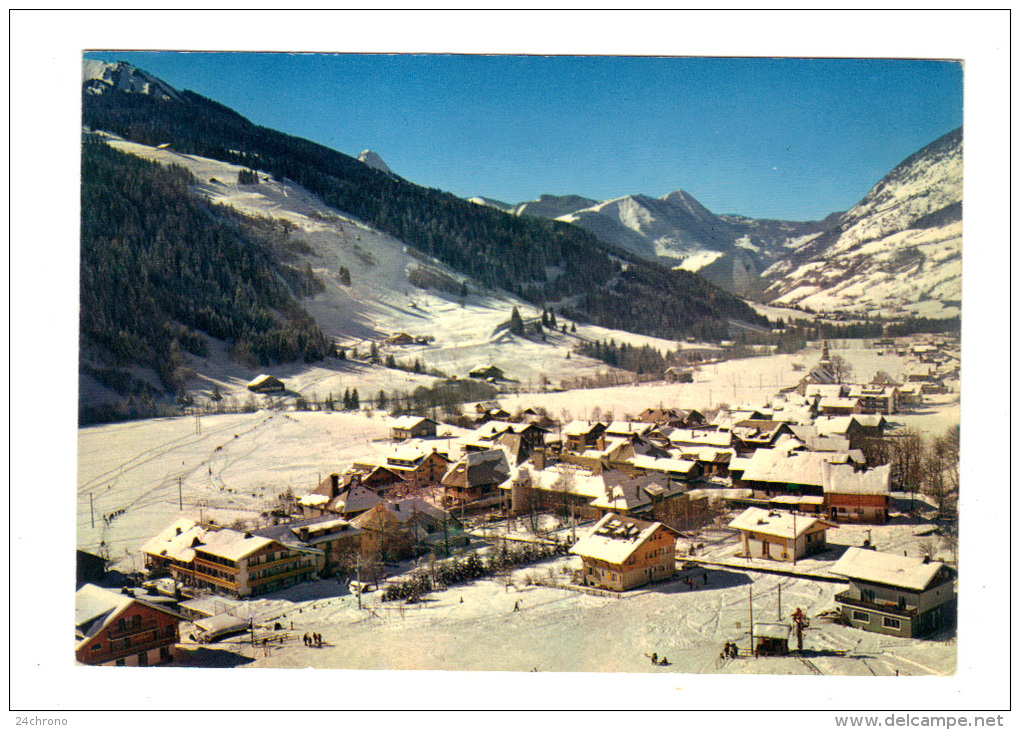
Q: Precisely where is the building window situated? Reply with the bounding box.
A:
[883,617,901,630]
[91,644,102,652]
[852,610,870,622]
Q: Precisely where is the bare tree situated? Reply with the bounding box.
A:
[828,354,854,384]
[890,429,925,520]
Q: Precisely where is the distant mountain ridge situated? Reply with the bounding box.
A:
[483,188,832,297]
[81,61,767,351]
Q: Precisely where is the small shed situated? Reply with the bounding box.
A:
[247,374,285,393]
[753,622,791,656]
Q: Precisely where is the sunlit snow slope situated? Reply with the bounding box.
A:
[763,128,962,318]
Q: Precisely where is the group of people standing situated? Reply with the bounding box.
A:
[303,632,324,647]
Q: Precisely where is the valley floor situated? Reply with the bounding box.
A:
[75,343,961,677]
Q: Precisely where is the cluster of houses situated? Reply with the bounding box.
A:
[79,339,958,664]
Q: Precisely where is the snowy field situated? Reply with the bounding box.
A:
[176,559,955,676]
[77,343,961,575]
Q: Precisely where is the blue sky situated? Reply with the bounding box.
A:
[83,52,962,221]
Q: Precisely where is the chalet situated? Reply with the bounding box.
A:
[247,374,285,393]
[570,514,679,591]
[671,446,733,477]
[603,420,655,442]
[637,407,705,428]
[850,413,888,439]
[587,472,689,518]
[787,425,852,454]
[714,407,769,427]
[385,332,416,345]
[389,415,438,441]
[730,420,795,455]
[252,515,362,577]
[562,420,607,452]
[665,428,732,451]
[357,465,406,495]
[468,364,505,381]
[140,519,317,598]
[871,371,903,388]
[298,473,382,518]
[624,454,703,483]
[848,384,898,414]
[737,447,867,497]
[352,497,466,560]
[898,382,924,406]
[830,548,956,638]
[817,396,863,416]
[804,384,848,401]
[466,420,549,451]
[823,462,891,523]
[441,448,511,507]
[814,416,868,452]
[383,443,452,491]
[663,367,694,383]
[502,465,685,521]
[76,584,184,666]
[729,507,832,562]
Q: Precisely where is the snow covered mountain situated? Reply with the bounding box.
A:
[552,190,828,297]
[763,128,962,318]
[357,149,393,174]
[471,188,832,297]
[82,60,180,101]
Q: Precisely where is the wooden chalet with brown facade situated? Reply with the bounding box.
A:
[570,514,679,591]
[76,584,183,666]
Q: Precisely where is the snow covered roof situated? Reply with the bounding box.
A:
[754,623,792,640]
[390,415,435,429]
[563,420,605,437]
[667,428,732,449]
[823,463,891,495]
[141,517,283,562]
[830,547,946,591]
[814,416,857,436]
[569,514,674,564]
[741,448,861,488]
[587,473,679,512]
[194,613,250,636]
[728,507,831,539]
[627,454,699,475]
[805,384,845,399]
[75,584,181,646]
[197,529,275,562]
[604,421,653,437]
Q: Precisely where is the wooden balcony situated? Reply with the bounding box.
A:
[107,617,158,639]
[835,590,917,618]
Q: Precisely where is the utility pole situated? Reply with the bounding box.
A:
[90,493,95,528]
[178,477,183,510]
[749,584,754,657]
[777,582,782,621]
[356,555,362,610]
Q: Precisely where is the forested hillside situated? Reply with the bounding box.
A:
[82,76,767,339]
[80,136,333,395]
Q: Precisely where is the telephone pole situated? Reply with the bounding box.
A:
[178,477,183,510]
[90,493,95,528]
